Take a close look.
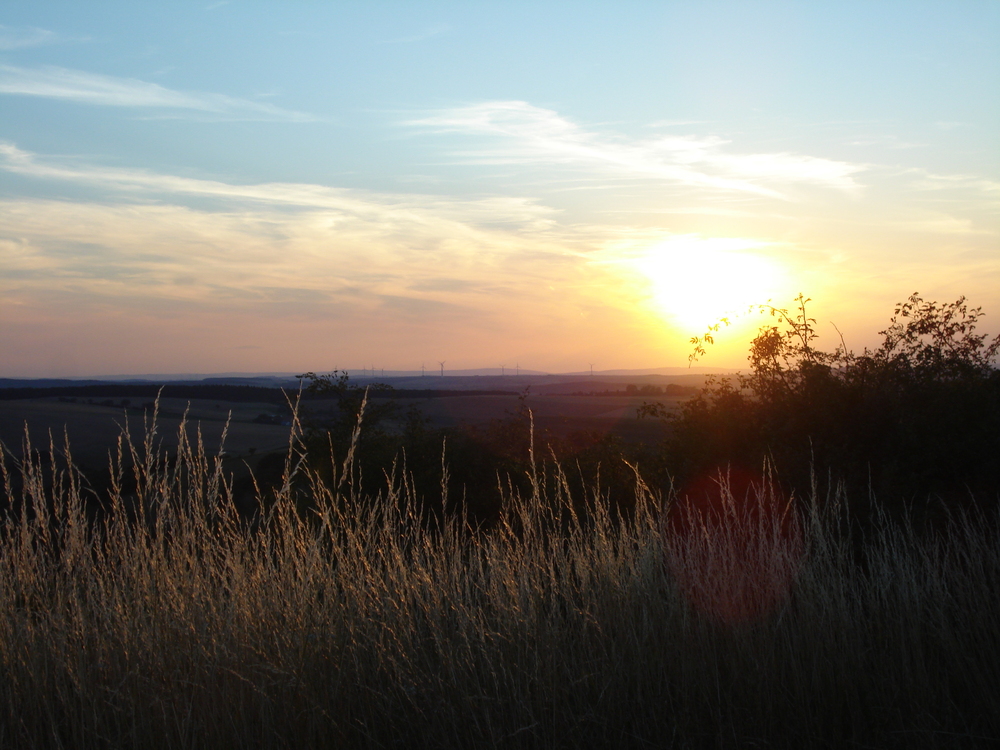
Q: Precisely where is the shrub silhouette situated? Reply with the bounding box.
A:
[671,293,1000,516]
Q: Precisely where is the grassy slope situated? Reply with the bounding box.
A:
[0,413,998,749]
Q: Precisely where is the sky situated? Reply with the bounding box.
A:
[1,1,998,377]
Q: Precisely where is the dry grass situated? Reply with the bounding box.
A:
[0,405,998,749]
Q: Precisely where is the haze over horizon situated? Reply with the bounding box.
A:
[1,2,997,378]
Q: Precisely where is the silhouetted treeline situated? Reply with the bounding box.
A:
[0,384,291,403]
[571,383,696,396]
[0,384,518,403]
[359,389,519,399]
[666,293,1000,521]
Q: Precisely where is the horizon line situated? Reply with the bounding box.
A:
[0,365,740,383]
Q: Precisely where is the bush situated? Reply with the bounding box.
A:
[672,293,1000,516]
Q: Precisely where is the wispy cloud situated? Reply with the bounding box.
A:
[410,101,868,199]
[0,144,578,310]
[0,186,678,375]
[880,215,992,236]
[0,25,62,50]
[901,167,1000,195]
[0,147,678,374]
[0,65,316,121]
[0,142,557,230]
[379,23,451,44]
[846,134,924,150]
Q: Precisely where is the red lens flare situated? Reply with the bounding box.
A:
[664,466,803,624]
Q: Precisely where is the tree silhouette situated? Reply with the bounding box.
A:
[671,293,1000,514]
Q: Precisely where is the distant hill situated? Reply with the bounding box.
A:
[0,376,302,391]
[0,382,518,403]
[0,383,294,404]
[1,368,733,395]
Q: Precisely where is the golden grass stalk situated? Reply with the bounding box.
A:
[0,405,997,749]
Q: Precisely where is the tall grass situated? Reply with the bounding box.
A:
[0,406,998,749]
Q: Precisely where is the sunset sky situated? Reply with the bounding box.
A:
[1,1,997,377]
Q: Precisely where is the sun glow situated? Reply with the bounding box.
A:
[633,237,787,330]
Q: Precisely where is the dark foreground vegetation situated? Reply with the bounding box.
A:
[287,292,1000,530]
[1,293,998,749]
[668,293,1000,518]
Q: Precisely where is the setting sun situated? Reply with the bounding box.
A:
[632,237,787,331]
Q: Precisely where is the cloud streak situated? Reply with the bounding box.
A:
[0,142,560,233]
[0,189,673,375]
[380,23,452,44]
[0,146,683,376]
[0,145,583,315]
[411,101,868,199]
[0,25,62,50]
[0,65,316,121]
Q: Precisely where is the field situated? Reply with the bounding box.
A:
[0,380,684,475]
[407,392,675,439]
[0,390,998,749]
[0,396,292,465]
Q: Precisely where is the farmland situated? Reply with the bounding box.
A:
[0,374,699,468]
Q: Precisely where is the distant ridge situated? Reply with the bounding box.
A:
[0,376,301,390]
[0,367,737,393]
[0,366,734,387]
[549,367,736,377]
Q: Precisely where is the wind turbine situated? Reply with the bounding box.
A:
[421,363,425,377]
[589,363,595,376]
[439,361,446,376]
[516,363,520,377]
[500,364,506,376]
